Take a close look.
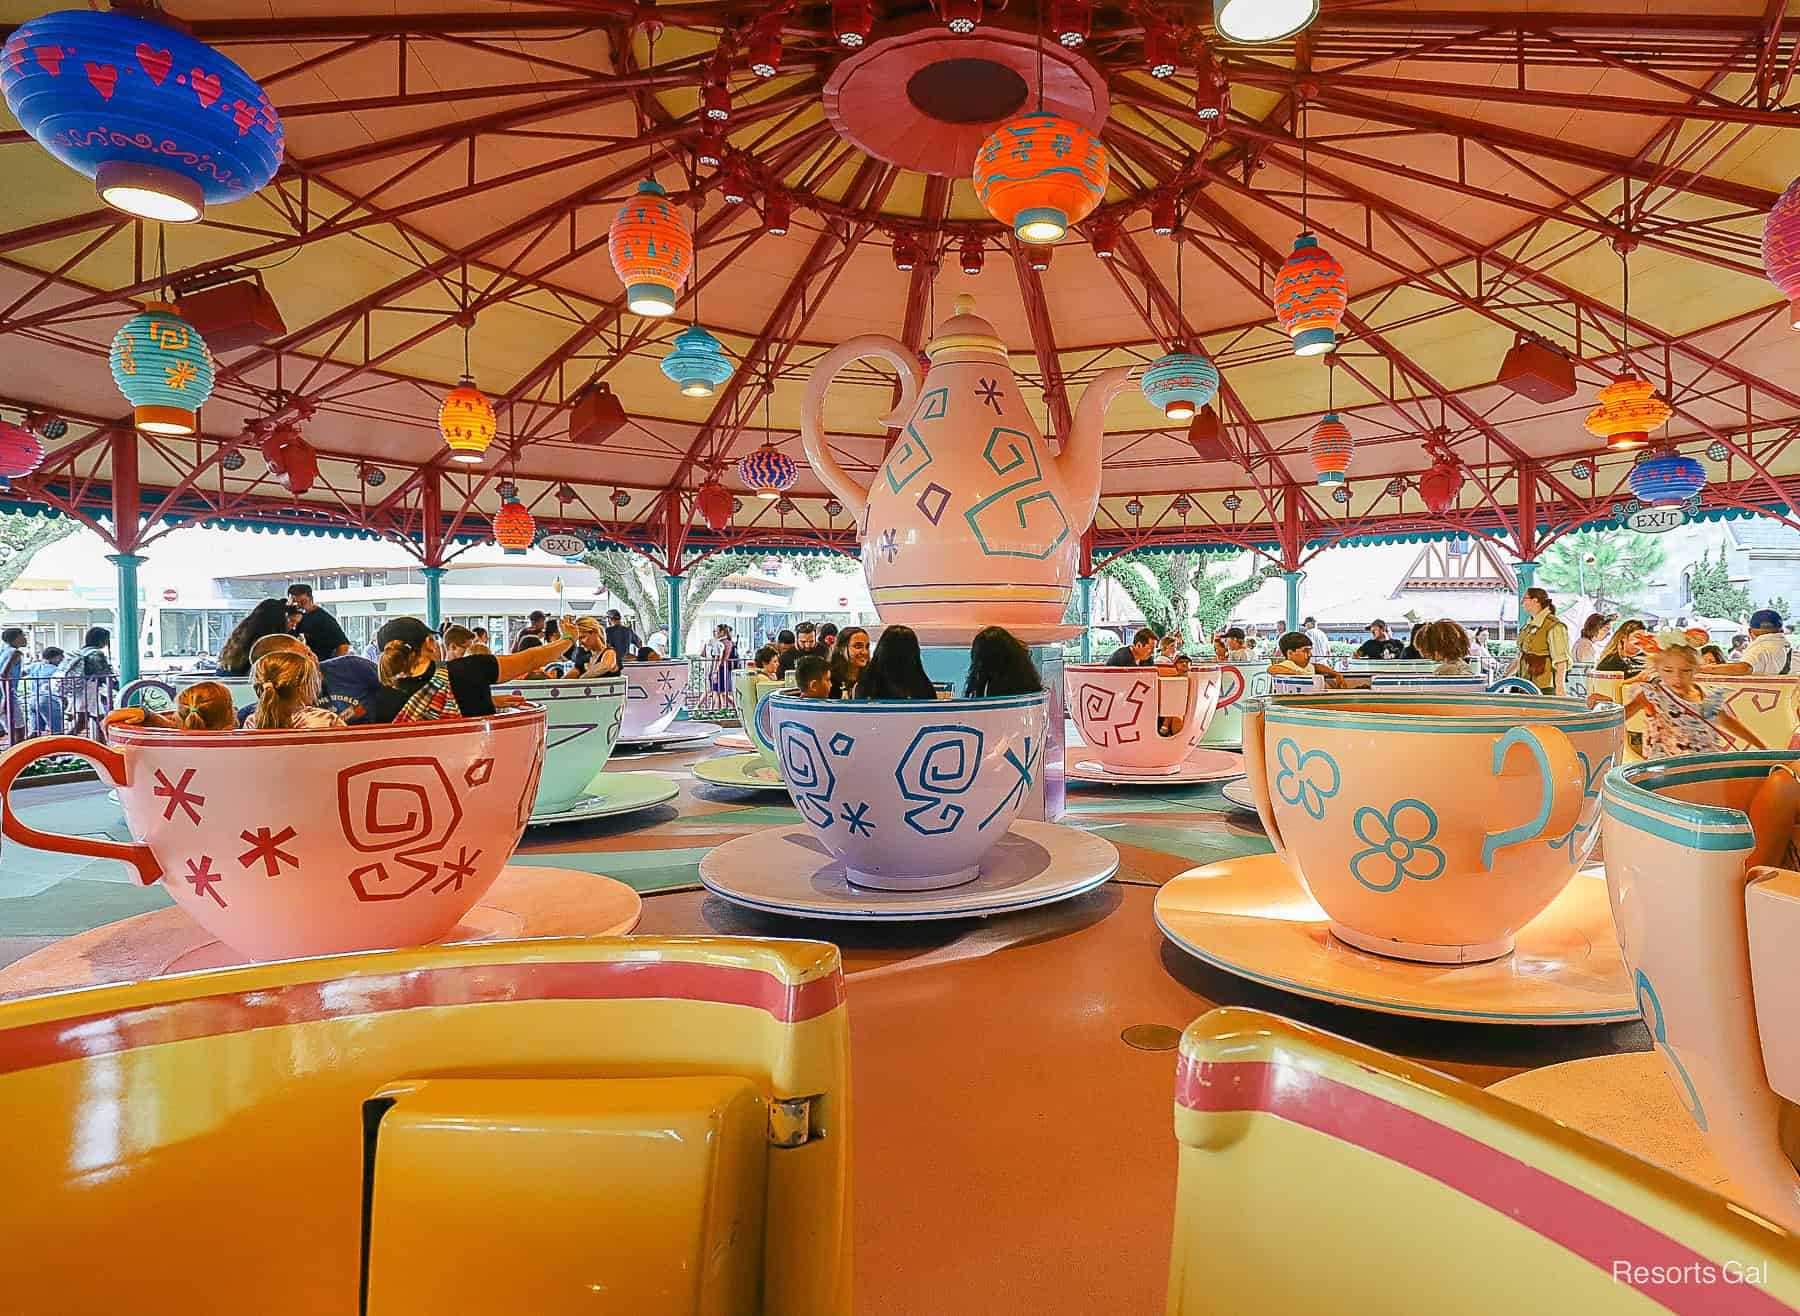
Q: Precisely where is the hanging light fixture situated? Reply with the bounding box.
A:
[961,237,985,275]
[609,179,694,318]
[1124,498,1144,518]
[704,50,733,121]
[825,498,844,517]
[1142,352,1219,422]
[660,325,735,398]
[1029,244,1052,274]
[1144,22,1181,77]
[748,17,784,78]
[3,8,284,223]
[973,112,1107,244]
[110,303,215,436]
[696,130,725,170]
[1087,216,1118,259]
[1151,192,1178,236]
[611,489,632,508]
[1195,48,1229,124]
[696,476,733,531]
[1052,0,1092,47]
[1172,494,1192,517]
[1187,406,1232,461]
[1584,377,1670,452]
[1570,459,1594,481]
[1332,485,1351,504]
[23,411,66,440]
[1309,413,1353,485]
[764,192,792,236]
[1707,440,1731,462]
[220,448,246,472]
[493,498,536,554]
[739,445,797,497]
[720,156,755,205]
[439,315,495,462]
[1273,235,1346,356]
[0,422,44,486]
[832,0,874,47]
[1762,177,1800,329]
[363,465,386,487]
[1628,447,1706,506]
[1418,452,1463,516]
[940,0,982,35]
[1213,0,1320,45]
[893,234,922,271]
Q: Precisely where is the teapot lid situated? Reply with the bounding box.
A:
[925,294,1006,362]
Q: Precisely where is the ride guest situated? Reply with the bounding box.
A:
[67,627,112,737]
[568,617,620,677]
[249,652,345,731]
[1594,619,1648,675]
[774,629,798,674]
[1303,615,1332,659]
[818,622,839,656]
[704,624,737,711]
[1702,608,1793,676]
[1701,644,1727,665]
[25,646,63,736]
[1268,631,1346,686]
[857,624,936,699]
[1155,634,1182,665]
[1212,627,1253,662]
[442,624,476,660]
[1615,631,1763,760]
[795,655,833,699]
[369,615,573,723]
[245,633,381,724]
[105,681,238,735]
[1413,620,1477,676]
[217,599,292,677]
[1572,612,1615,665]
[1159,654,1198,737]
[472,627,490,648]
[1356,619,1406,660]
[287,583,351,662]
[964,626,1042,698]
[753,644,782,679]
[1111,628,1157,667]
[603,608,640,662]
[828,626,871,698]
[0,626,26,744]
[1513,588,1571,695]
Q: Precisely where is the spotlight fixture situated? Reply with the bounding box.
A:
[893,235,922,272]
[1151,192,1179,236]
[696,130,725,169]
[1195,48,1229,123]
[961,237,984,275]
[941,0,981,35]
[1087,217,1118,259]
[764,192,791,235]
[1213,0,1320,45]
[1144,22,1181,78]
[720,157,754,205]
[704,82,732,122]
[748,17,783,78]
[1052,0,1091,47]
[1028,244,1052,274]
[832,0,874,48]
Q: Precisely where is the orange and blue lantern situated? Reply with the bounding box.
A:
[1764,177,1800,330]
[1309,412,1352,484]
[110,302,214,435]
[1273,233,1347,357]
[738,444,797,498]
[610,179,694,318]
[973,111,1107,244]
[1141,349,1220,422]
[1628,448,1705,506]
[493,499,536,554]
[2,8,282,222]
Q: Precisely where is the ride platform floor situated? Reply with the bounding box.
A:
[0,746,1651,1316]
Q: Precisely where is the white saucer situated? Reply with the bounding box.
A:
[526,771,678,826]
[698,820,1118,921]
[1067,747,1246,785]
[1220,780,1257,811]
[615,722,720,750]
[714,731,754,752]
[691,752,789,792]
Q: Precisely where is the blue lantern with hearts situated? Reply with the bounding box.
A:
[3,8,284,222]
[1628,447,1706,506]
[1140,349,1220,422]
[110,301,214,435]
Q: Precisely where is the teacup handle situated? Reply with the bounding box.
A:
[0,736,163,886]
[1481,724,1583,870]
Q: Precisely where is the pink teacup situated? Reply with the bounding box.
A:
[0,712,546,960]
[1066,664,1222,773]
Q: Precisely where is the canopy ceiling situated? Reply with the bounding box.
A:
[3,0,1800,567]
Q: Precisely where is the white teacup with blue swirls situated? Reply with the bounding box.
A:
[493,675,626,815]
[767,692,1050,890]
[620,659,690,739]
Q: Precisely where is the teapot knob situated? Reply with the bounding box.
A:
[953,293,977,316]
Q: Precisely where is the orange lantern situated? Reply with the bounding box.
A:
[973,112,1107,244]
[440,378,496,463]
[1583,375,1670,452]
[493,498,535,555]
[609,179,694,318]
[1309,412,1353,484]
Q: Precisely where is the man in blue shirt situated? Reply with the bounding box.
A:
[604,608,641,661]
[238,634,382,724]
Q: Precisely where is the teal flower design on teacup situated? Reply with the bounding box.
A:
[1350,800,1447,893]
[1274,737,1340,820]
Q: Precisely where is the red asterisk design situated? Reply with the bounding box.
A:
[237,825,298,877]
[433,845,481,894]
[153,768,205,824]
[184,855,227,907]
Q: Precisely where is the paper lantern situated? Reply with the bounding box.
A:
[0,423,43,481]
[1764,176,1800,330]
[1583,375,1670,452]
[1628,448,1706,506]
[609,179,693,318]
[1272,233,1347,357]
[1141,350,1220,422]
[2,9,283,222]
[1418,457,1463,516]
[696,478,733,531]
[439,378,496,463]
[660,325,734,398]
[739,445,797,497]
[493,499,535,554]
[973,111,1107,244]
[1309,413,1352,484]
[110,302,214,435]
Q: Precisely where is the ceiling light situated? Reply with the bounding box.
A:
[1213,0,1320,45]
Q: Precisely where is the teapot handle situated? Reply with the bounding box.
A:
[799,334,923,520]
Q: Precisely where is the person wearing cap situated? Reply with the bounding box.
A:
[1702,608,1793,677]
[366,614,574,723]
[603,608,640,663]
[1572,612,1616,666]
[1302,615,1331,662]
[1355,619,1406,660]
[1211,627,1253,662]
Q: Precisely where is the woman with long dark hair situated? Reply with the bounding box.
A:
[217,598,292,677]
[828,626,871,698]
[856,624,936,700]
[963,625,1041,697]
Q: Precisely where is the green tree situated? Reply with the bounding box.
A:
[1536,530,1667,612]
[1099,550,1264,647]
[1685,544,1752,620]
[1765,595,1792,620]
[0,511,74,594]
[579,548,856,641]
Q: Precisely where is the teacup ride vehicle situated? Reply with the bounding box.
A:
[0,712,643,990]
[1169,1009,1800,1314]
[694,669,793,792]
[1155,691,1639,1024]
[1063,663,1243,786]
[1588,670,1800,762]
[494,674,678,825]
[1196,660,1263,750]
[613,657,719,750]
[0,937,851,1315]
[1492,749,1800,1230]
[699,691,1118,921]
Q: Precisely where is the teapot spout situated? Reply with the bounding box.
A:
[1057,364,1136,531]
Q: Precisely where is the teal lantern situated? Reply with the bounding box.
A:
[110,302,214,435]
[1141,349,1220,422]
[660,325,735,398]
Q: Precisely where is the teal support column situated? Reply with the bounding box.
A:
[665,574,684,658]
[1281,570,1304,634]
[421,566,446,631]
[1077,575,1095,662]
[106,553,145,684]
[1516,559,1537,632]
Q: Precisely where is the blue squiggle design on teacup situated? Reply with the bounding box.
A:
[979,734,1039,830]
[1274,737,1339,821]
[1349,800,1447,893]
[778,721,837,828]
[1637,969,1707,1131]
[896,724,984,835]
[1548,749,1612,862]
